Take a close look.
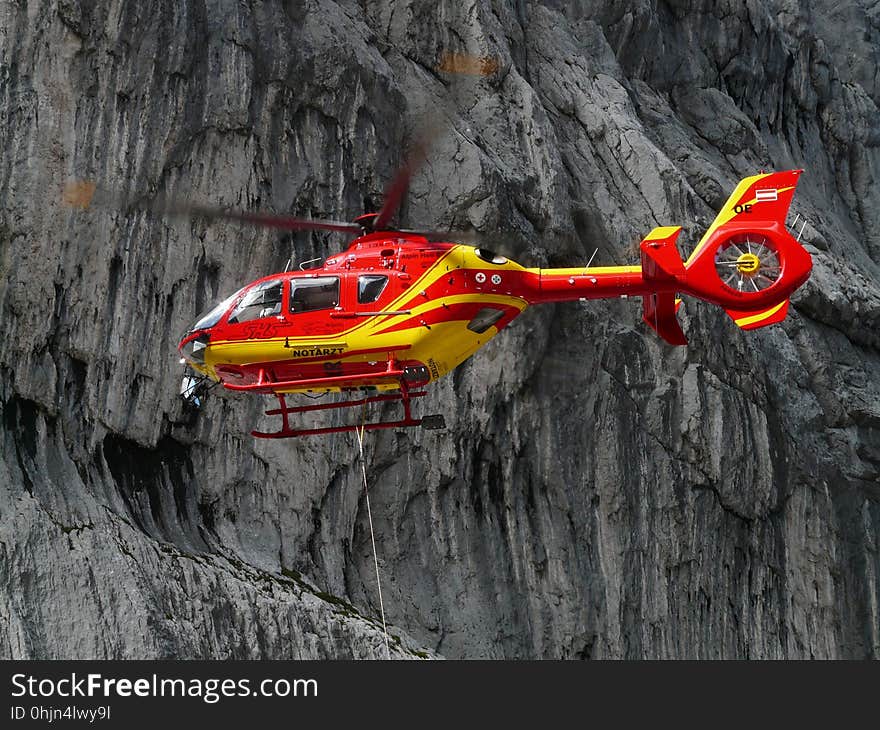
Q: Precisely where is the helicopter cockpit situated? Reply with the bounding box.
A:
[180,275,341,360]
[178,269,397,394]
[183,271,392,339]
[189,288,245,332]
[228,280,283,322]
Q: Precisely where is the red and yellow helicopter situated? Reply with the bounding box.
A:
[170,166,812,439]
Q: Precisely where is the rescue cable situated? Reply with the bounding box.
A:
[356,408,391,660]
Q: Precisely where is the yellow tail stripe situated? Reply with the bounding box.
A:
[685,173,769,265]
[734,300,787,328]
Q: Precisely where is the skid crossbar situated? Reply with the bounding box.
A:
[228,356,433,438]
[252,388,426,438]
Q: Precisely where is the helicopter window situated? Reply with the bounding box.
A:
[228,280,283,324]
[475,248,508,265]
[190,288,245,332]
[358,275,388,304]
[290,276,339,313]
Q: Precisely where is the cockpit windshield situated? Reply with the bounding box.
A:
[229,280,284,323]
[189,288,245,332]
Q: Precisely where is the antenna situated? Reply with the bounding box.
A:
[582,248,599,274]
[788,212,809,243]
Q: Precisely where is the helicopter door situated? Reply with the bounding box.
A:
[287,275,345,336]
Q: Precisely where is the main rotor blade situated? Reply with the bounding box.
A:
[396,226,487,243]
[373,54,499,231]
[154,201,362,234]
[373,127,435,231]
[435,51,500,77]
[62,181,362,234]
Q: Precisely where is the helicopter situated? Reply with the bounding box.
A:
[169,165,812,439]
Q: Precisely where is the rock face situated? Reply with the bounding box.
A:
[1,0,878,659]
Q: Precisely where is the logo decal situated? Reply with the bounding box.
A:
[475,272,486,283]
[755,188,778,202]
[243,321,279,338]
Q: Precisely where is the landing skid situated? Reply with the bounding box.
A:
[252,388,445,439]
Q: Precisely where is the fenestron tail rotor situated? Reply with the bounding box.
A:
[714,234,781,293]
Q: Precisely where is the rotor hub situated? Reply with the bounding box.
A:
[736,252,761,274]
[353,212,380,231]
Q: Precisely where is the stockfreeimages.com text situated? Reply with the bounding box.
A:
[11,673,317,704]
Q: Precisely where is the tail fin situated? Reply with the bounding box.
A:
[639,170,812,344]
[684,170,803,266]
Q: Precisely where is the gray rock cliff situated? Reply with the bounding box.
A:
[1,0,878,658]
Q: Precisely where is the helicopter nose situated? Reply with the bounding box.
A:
[179,330,211,366]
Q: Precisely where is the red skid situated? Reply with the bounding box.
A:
[263,391,426,417]
[252,387,426,439]
[253,418,423,439]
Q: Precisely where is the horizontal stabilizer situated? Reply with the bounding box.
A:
[640,226,685,282]
[724,299,790,330]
